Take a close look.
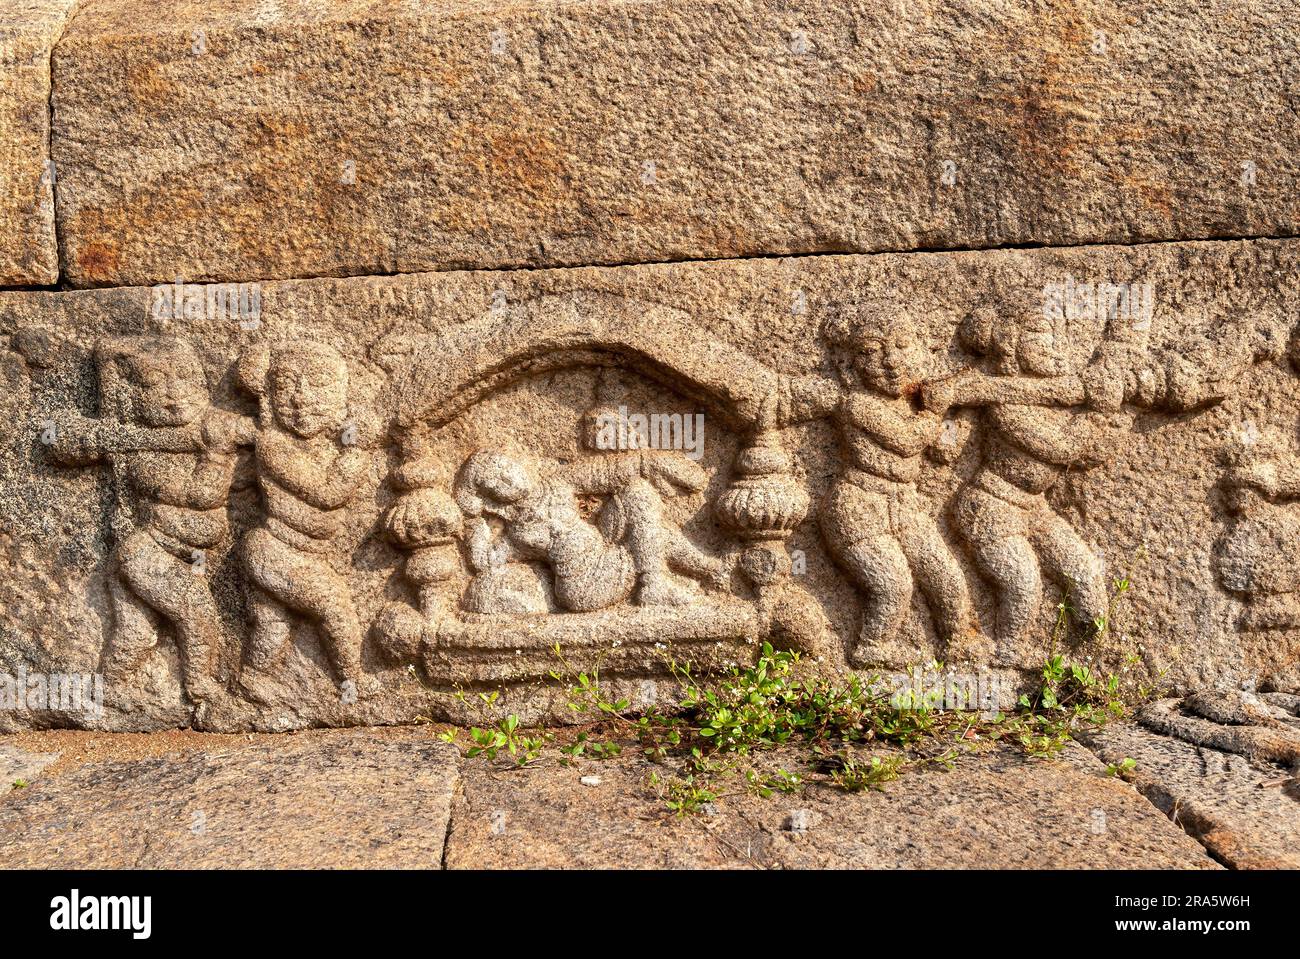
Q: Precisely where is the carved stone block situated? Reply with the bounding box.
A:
[2,238,1298,730]
[46,0,1300,287]
[0,0,79,285]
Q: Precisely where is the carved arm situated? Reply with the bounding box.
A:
[257,429,369,510]
[993,405,1128,467]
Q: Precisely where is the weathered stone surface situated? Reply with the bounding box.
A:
[0,730,460,868]
[444,741,1218,869]
[2,238,1298,732]
[0,741,57,787]
[1087,712,1300,869]
[0,0,80,285]
[48,0,1300,287]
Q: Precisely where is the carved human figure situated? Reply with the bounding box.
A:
[767,316,975,666]
[941,309,1121,665]
[454,448,724,614]
[236,343,372,698]
[48,338,251,705]
[1217,431,1300,632]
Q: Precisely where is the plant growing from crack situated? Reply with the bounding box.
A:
[440,567,1156,814]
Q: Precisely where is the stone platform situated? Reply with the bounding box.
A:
[0,725,1234,869]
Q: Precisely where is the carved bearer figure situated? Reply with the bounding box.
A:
[236,343,373,698]
[48,338,250,705]
[933,306,1264,664]
[939,310,1120,664]
[1217,431,1300,632]
[767,315,975,666]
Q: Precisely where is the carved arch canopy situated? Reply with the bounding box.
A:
[380,292,782,435]
[369,292,809,686]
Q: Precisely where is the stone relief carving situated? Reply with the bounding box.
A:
[235,343,375,701]
[47,337,250,707]
[944,309,1122,667]
[765,315,976,667]
[23,285,1293,725]
[455,446,725,614]
[370,296,814,687]
[1215,336,1300,636]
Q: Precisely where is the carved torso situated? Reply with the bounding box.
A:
[836,391,939,484]
[123,450,233,549]
[982,403,1092,495]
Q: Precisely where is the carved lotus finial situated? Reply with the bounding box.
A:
[384,487,462,549]
[715,431,809,541]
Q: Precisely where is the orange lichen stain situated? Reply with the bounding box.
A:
[126,59,179,109]
[439,123,575,231]
[1124,172,1175,222]
[850,71,880,97]
[74,240,121,283]
[69,189,208,284]
[949,0,1119,186]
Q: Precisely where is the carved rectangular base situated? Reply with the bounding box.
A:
[424,602,761,685]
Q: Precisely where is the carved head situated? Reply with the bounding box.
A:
[108,339,209,427]
[824,309,932,397]
[960,307,1063,377]
[455,451,537,518]
[1016,313,1065,376]
[241,342,350,438]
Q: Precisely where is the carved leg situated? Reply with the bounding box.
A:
[1032,511,1108,631]
[244,529,370,694]
[953,485,1041,665]
[114,533,222,705]
[615,478,697,606]
[314,586,366,691]
[663,528,728,589]
[245,584,292,672]
[902,515,981,660]
[839,536,914,668]
[103,567,159,693]
[971,534,1043,666]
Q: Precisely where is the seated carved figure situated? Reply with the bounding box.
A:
[237,343,372,699]
[454,449,725,615]
[49,338,250,706]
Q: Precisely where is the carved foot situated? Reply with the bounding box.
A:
[992,638,1045,671]
[696,556,733,592]
[942,625,995,665]
[848,638,923,671]
[636,573,698,607]
[339,674,382,701]
[237,669,282,707]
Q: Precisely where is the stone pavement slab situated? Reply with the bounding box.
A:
[0,729,460,868]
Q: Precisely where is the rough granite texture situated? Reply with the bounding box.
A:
[2,238,1299,732]
[0,729,1217,869]
[0,730,460,868]
[444,741,1218,869]
[0,0,80,285]
[1088,717,1300,869]
[0,741,57,785]
[47,0,1300,287]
